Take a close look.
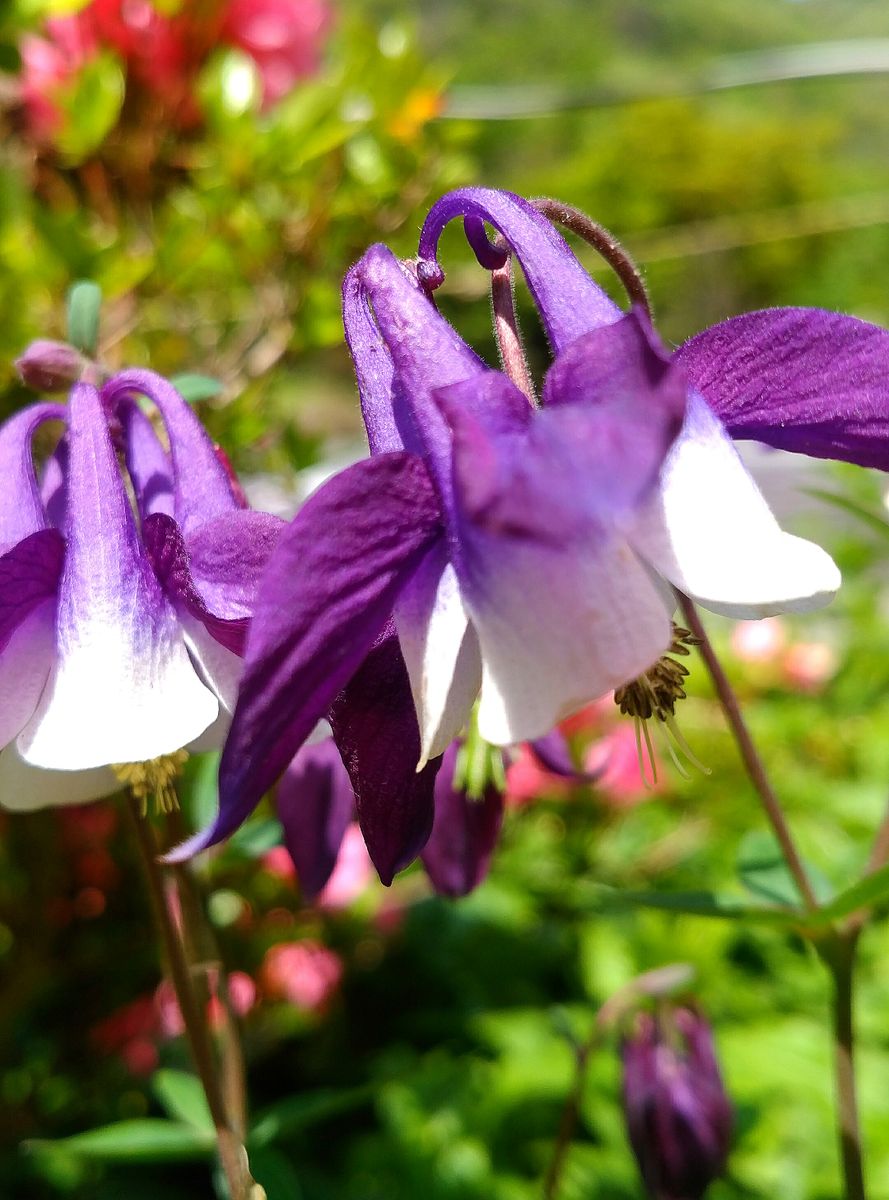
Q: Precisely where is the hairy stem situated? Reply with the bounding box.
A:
[677,593,819,911]
[490,259,536,402]
[826,934,867,1200]
[128,800,254,1199]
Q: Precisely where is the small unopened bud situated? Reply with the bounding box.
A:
[15,340,83,392]
[621,1007,732,1200]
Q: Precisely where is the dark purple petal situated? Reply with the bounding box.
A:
[675,307,889,469]
[417,188,621,354]
[121,400,174,518]
[277,738,355,900]
[527,731,581,778]
[342,263,401,454]
[166,452,443,861]
[141,513,251,655]
[420,741,504,898]
[103,370,241,534]
[0,403,65,549]
[330,626,441,886]
[0,529,64,654]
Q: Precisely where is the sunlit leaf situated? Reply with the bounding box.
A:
[27,1120,214,1163]
[152,1070,214,1134]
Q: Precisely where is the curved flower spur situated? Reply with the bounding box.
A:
[0,369,282,810]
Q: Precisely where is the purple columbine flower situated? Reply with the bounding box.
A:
[622,1007,733,1200]
[183,188,873,869]
[0,368,282,810]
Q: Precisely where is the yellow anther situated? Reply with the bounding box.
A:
[112,751,189,816]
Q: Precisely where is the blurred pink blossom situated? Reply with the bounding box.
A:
[262,844,298,882]
[782,641,838,693]
[20,13,98,140]
[317,822,374,909]
[585,724,660,807]
[221,0,333,107]
[504,744,572,807]
[261,940,343,1011]
[91,994,160,1075]
[730,617,787,664]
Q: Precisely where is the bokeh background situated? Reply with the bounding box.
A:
[4,1,889,1197]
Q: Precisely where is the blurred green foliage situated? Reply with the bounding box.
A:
[5,0,889,1198]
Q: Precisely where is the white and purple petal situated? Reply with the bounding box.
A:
[18,383,219,772]
[628,393,841,618]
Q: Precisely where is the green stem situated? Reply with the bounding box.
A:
[677,593,819,911]
[825,934,867,1200]
[127,800,254,1199]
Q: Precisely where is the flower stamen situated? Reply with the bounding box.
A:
[113,751,189,816]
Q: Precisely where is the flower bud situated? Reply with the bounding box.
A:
[621,1007,732,1200]
[15,339,83,392]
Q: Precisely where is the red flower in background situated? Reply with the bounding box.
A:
[221,0,333,107]
[20,13,98,138]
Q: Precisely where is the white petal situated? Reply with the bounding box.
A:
[19,614,219,771]
[182,617,244,713]
[465,534,672,746]
[394,548,481,763]
[629,393,841,619]
[0,601,55,750]
[0,743,120,811]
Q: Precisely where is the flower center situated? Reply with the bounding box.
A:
[112,751,189,815]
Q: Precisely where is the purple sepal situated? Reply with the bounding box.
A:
[527,731,582,779]
[420,741,504,898]
[103,369,240,533]
[342,264,400,454]
[676,307,889,469]
[142,513,251,655]
[277,738,355,901]
[121,401,175,519]
[167,452,443,861]
[330,627,441,886]
[0,529,64,654]
[0,403,65,549]
[622,1007,733,1200]
[417,188,621,353]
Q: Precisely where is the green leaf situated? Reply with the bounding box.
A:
[152,1070,214,1134]
[601,887,798,924]
[27,1119,215,1164]
[66,281,102,356]
[808,860,889,926]
[55,52,124,163]
[737,831,833,908]
[248,1086,373,1149]
[170,373,224,404]
[805,487,889,540]
[230,817,284,858]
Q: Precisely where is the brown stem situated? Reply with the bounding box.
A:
[531,197,653,318]
[127,800,254,1199]
[490,259,536,403]
[865,797,889,875]
[826,934,867,1200]
[543,1032,599,1200]
[677,593,819,911]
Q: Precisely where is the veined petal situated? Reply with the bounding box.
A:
[19,383,218,771]
[121,400,174,518]
[277,738,355,900]
[628,393,841,618]
[676,307,889,469]
[167,452,443,861]
[417,187,622,353]
[330,628,441,885]
[0,402,64,550]
[394,543,482,765]
[103,370,241,535]
[468,531,673,745]
[0,744,120,811]
[342,263,401,454]
[420,741,504,898]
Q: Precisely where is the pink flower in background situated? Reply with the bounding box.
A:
[730,617,787,665]
[221,0,333,107]
[20,13,98,138]
[262,844,298,882]
[317,822,374,909]
[585,724,661,807]
[782,641,838,693]
[91,994,161,1075]
[207,970,258,1029]
[504,744,572,807]
[261,940,343,1011]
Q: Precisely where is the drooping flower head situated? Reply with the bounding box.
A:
[622,1006,733,1200]
[180,186,889,869]
[0,368,281,810]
